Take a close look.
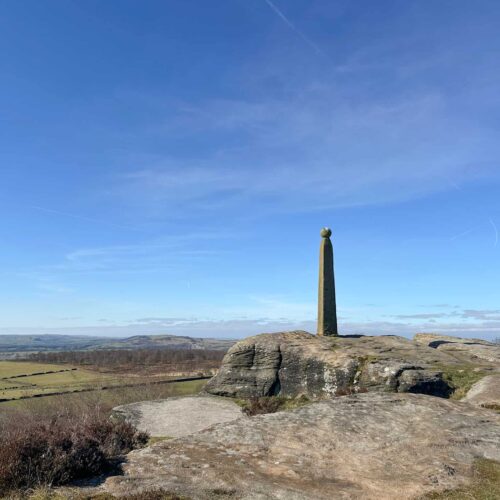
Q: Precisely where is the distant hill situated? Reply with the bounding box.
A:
[96,335,235,351]
[0,334,235,358]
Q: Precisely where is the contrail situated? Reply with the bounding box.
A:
[452,219,499,247]
[443,176,498,248]
[264,0,325,57]
[488,217,498,247]
[450,226,478,241]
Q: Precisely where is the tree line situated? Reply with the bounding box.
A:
[23,348,226,373]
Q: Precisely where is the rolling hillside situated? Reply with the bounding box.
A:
[0,334,235,358]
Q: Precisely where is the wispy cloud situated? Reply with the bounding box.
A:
[389,308,500,324]
[29,205,141,232]
[101,12,500,222]
[10,231,238,304]
[246,295,316,322]
[461,309,500,321]
[35,279,75,295]
[50,231,235,274]
[391,313,452,320]
[110,89,499,219]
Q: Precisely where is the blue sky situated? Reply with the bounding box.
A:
[1,0,499,340]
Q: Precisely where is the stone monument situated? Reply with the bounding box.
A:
[317,227,338,336]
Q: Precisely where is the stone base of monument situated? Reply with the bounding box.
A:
[204,330,476,399]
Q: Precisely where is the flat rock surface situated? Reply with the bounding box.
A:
[462,374,500,408]
[112,396,243,438]
[105,392,500,499]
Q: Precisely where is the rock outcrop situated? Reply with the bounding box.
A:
[104,392,500,499]
[462,374,500,410]
[414,333,500,365]
[204,331,473,399]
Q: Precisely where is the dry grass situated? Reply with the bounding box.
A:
[0,379,206,496]
[436,365,488,400]
[4,489,189,499]
[89,492,188,500]
[238,395,310,416]
[0,353,214,498]
[421,458,500,499]
[0,400,148,493]
[481,403,500,413]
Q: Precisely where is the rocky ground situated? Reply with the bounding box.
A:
[106,393,500,499]
[100,332,500,499]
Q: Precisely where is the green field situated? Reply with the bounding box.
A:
[0,360,74,378]
[0,360,206,403]
[1,378,207,412]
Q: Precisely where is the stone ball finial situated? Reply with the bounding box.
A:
[320,227,332,238]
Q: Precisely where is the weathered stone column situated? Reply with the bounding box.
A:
[317,227,338,336]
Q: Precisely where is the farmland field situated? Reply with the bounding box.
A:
[0,360,74,378]
[0,360,208,402]
[0,377,208,411]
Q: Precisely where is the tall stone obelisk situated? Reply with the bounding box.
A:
[317,227,338,336]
